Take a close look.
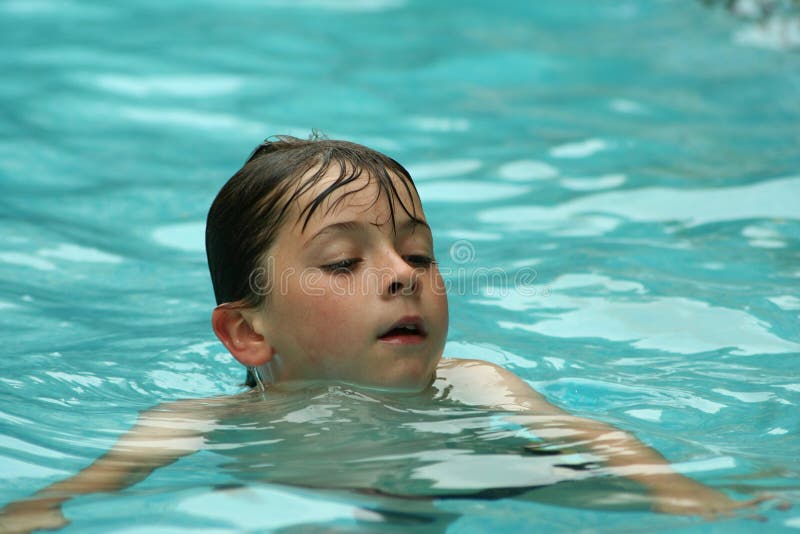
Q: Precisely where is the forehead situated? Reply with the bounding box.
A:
[288,163,425,233]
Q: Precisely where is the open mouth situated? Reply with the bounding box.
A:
[378,316,427,344]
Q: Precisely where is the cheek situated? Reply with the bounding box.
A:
[426,273,449,354]
[278,286,363,354]
[428,270,449,317]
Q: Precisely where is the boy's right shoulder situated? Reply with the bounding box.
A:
[142,389,261,421]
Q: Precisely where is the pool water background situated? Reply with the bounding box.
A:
[1,0,799,531]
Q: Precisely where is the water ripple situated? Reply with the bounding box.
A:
[479,176,800,231]
[485,272,800,356]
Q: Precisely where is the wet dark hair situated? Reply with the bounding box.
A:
[206,134,422,308]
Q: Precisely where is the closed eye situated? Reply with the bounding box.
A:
[321,258,362,274]
[404,255,437,268]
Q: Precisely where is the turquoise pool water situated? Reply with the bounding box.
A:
[1,0,799,531]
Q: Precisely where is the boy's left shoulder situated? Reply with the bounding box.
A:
[437,357,524,383]
[436,358,554,412]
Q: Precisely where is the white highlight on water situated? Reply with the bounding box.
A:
[712,388,775,403]
[742,224,787,248]
[626,409,662,422]
[498,160,559,181]
[609,99,647,114]
[417,181,529,202]
[549,139,610,159]
[479,176,800,230]
[407,115,470,132]
[93,74,244,97]
[0,252,56,271]
[489,273,800,356]
[152,222,205,252]
[120,106,266,134]
[39,243,122,263]
[768,427,788,435]
[560,174,626,191]
[175,486,358,531]
[406,159,482,180]
[768,296,800,311]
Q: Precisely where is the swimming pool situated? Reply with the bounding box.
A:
[1,0,798,531]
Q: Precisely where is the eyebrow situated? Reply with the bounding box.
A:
[303,218,431,249]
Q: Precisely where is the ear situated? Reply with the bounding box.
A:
[211,305,275,367]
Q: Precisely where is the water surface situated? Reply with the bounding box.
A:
[1,0,799,531]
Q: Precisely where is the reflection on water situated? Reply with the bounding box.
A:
[151,384,662,532]
[210,386,598,497]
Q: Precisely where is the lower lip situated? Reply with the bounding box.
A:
[378,334,427,345]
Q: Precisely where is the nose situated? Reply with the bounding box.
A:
[382,251,419,298]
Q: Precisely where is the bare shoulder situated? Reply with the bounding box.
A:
[141,394,229,420]
[436,357,532,389]
[135,390,259,432]
[109,391,267,456]
[438,357,518,375]
[436,358,564,414]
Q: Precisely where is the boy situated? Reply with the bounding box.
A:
[0,136,762,532]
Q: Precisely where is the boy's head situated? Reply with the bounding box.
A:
[206,135,448,391]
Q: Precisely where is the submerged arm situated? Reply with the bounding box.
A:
[0,399,215,533]
[440,359,764,517]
